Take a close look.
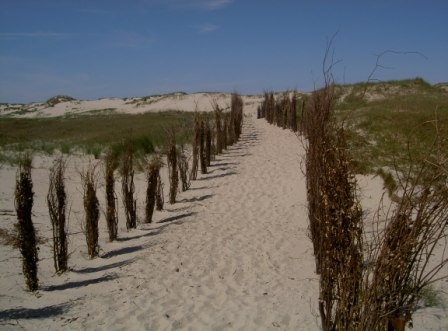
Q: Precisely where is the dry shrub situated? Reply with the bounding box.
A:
[81,164,100,259]
[214,103,224,155]
[178,146,190,191]
[261,92,275,124]
[199,118,207,174]
[145,156,162,223]
[156,173,164,211]
[190,112,200,180]
[316,129,364,331]
[299,99,306,134]
[304,85,335,271]
[205,118,212,166]
[289,92,298,132]
[304,80,448,330]
[14,155,39,291]
[166,127,179,204]
[223,113,229,150]
[257,105,262,119]
[360,151,448,330]
[121,141,137,230]
[104,148,118,241]
[260,92,298,132]
[47,157,68,273]
[231,93,244,141]
[304,83,364,331]
[211,125,216,161]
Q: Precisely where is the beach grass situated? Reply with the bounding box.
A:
[334,78,448,192]
[0,111,196,162]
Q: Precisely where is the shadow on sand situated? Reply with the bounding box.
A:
[0,302,73,320]
[158,211,196,224]
[72,259,135,274]
[42,274,118,292]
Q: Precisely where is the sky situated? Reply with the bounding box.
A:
[1,0,447,103]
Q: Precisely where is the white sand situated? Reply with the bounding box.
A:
[0,93,265,118]
[0,103,447,330]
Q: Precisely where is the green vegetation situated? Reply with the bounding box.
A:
[0,111,196,163]
[46,95,75,107]
[126,92,187,105]
[334,78,448,193]
[419,285,445,308]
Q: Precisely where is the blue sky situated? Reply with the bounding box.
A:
[1,0,447,103]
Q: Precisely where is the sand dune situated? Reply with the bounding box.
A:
[0,109,447,330]
[0,93,264,118]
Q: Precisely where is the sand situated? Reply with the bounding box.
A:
[0,93,265,118]
[0,102,447,330]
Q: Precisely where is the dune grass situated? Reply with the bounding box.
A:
[334,78,448,193]
[0,111,196,163]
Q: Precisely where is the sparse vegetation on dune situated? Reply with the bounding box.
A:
[46,95,75,107]
[0,111,195,163]
[334,78,448,192]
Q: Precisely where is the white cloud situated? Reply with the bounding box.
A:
[196,23,219,33]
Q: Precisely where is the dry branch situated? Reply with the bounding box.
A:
[81,163,100,259]
[47,157,68,272]
[14,155,39,291]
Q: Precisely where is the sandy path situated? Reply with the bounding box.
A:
[51,116,317,330]
[1,114,447,330]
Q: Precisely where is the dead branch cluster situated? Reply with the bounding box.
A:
[258,91,298,132]
[81,163,100,259]
[301,81,448,331]
[167,93,244,206]
[145,156,162,224]
[47,157,68,273]
[14,155,39,292]
[304,84,364,331]
[121,141,137,230]
[104,148,118,241]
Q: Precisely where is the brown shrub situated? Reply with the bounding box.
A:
[231,93,244,141]
[104,148,118,241]
[145,156,162,223]
[81,164,100,259]
[121,141,137,230]
[156,173,164,211]
[199,118,207,174]
[190,112,200,180]
[14,155,39,291]
[214,103,224,155]
[205,118,212,166]
[166,127,179,204]
[47,157,68,273]
[178,146,190,191]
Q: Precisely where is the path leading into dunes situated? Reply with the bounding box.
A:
[85,117,319,330]
[2,116,320,331]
